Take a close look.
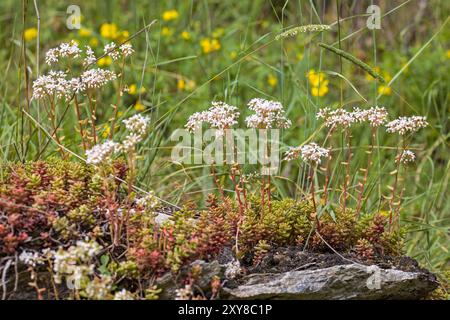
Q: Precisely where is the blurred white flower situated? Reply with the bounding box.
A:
[32,71,71,100]
[85,140,119,165]
[386,116,428,135]
[120,44,134,57]
[246,98,291,129]
[45,41,82,65]
[104,42,120,60]
[397,150,416,164]
[185,101,239,134]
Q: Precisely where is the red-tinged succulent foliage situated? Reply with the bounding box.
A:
[0,158,127,253]
[1,160,407,301]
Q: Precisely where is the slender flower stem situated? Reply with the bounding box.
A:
[342,128,352,213]
[356,128,376,216]
[110,56,126,140]
[321,127,335,205]
[73,95,87,151]
[86,92,97,144]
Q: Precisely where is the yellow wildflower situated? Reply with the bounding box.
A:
[100,23,119,39]
[229,51,237,59]
[117,30,130,43]
[378,85,392,96]
[128,84,146,95]
[102,124,111,138]
[311,84,329,97]
[268,74,278,87]
[24,28,38,41]
[89,37,99,47]
[200,38,221,54]
[162,10,179,21]
[98,56,112,67]
[134,101,145,111]
[78,28,91,37]
[177,78,186,91]
[128,84,137,95]
[181,31,191,40]
[162,27,173,37]
[307,70,325,87]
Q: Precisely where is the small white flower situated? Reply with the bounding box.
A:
[45,48,59,65]
[123,114,150,136]
[32,71,71,100]
[85,140,119,165]
[366,106,388,127]
[397,150,416,164]
[246,98,291,129]
[224,259,242,279]
[136,191,159,210]
[83,46,97,67]
[316,108,356,128]
[300,143,329,164]
[19,250,43,267]
[285,143,330,164]
[284,146,302,161]
[114,289,134,300]
[69,77,86,93]
[185,101,240,134]
[45,41,81,65]
[386,116,428,135]
[104,42,121,60]
[120,44,134,57]
[80,69,117,89]
[175,284,193,300]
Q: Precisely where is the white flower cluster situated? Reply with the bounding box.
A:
[86,140,119,165]
[316,107,357,128]
[397,150,416,164]
[366,106,389,127]
[283,146,302,161]
[175,284,193,300]
[85,114,150,165]
[224,259,242,280]
[317,106,389,128]
[32,71,71,100]
[19,250,44,267]
[276,24,331,40]
[386,116,428,135]
[52,240,102,286]
[104,42,134,61]
[120,114,151,151]
[246,98,291,129]
[185,101,240,133]
[83,46,97,67]
[45,41,82,65]
[113,289,135,300]
[104,43,120,60]
[34,42,121,101]
[135,191,159,210]
[120,44,134,57]
[84,276,113,300]
[79,68,117,90]
[285,143,329,164]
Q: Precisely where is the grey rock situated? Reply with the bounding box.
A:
[223,264,438,300]
[156,260,223,299]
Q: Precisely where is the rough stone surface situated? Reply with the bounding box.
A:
[223,263,438,300]
[157,260,223,299]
